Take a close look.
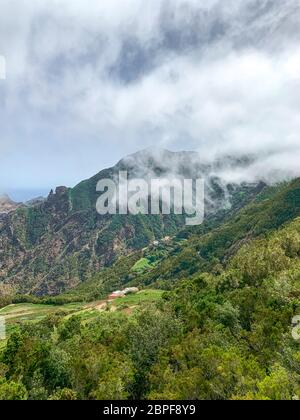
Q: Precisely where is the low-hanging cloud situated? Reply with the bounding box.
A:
[0,0,299,195]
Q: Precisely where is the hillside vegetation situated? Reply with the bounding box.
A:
[39,178,300,302]
[0,178,299,400]
[0,150,263,296]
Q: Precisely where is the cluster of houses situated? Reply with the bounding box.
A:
[152,236,172,247]
[108,287,139,300]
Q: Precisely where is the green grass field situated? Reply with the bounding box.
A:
[113,289,164,307]
[131,257,155,273]
[0,302,84,322]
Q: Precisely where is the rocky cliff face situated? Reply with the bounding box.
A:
[0,195,21,214]
[0,149,262,296]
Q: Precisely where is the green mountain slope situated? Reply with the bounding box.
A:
[47,177,300,304]
[133,178,300,289]
[0,149,260,296]
[1,185,300,400]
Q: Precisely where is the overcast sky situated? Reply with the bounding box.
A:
[0,0,300,200]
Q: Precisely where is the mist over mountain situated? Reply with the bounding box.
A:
[0,148,264,296]
[1,0,300,403]
[0,0,299,192]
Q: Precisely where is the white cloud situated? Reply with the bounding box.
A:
[0,0,299,192]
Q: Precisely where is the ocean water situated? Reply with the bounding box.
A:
[5,188,50,203]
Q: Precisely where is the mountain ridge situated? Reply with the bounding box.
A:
[0,194,21,215]
[0,149,270,296]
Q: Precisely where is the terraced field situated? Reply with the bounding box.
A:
[0,289,164,344]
